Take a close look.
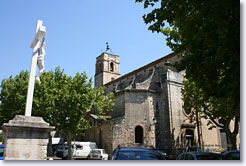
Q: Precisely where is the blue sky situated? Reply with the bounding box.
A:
[0,0,172,84]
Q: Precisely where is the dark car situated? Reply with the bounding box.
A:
[223,150,240,160]
[112,147,166,160]
[167,146,202,160]
[176,151,228,160]
[55,144,68,159]
[0,145,4,160]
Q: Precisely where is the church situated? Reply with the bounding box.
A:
[84,52,240,157]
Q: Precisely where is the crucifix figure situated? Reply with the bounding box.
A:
[25,20,46,116]
[36,35,46,83]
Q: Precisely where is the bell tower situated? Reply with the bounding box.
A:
[94,52,120,87]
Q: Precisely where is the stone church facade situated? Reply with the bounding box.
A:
[84,52,240,157]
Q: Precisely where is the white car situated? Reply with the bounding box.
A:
[89,149,108,160]
[55,141,98,159]
[72,142,98,159]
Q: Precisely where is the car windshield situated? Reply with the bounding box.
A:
[196,154,226,160]
[89,144,97,149]
[57,144,68,149]
[117,151,159,160]
[91,150,101,154]
[76,145,83,150]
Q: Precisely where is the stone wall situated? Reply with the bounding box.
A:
[200,118,222,149]
[124,90,156,147]
[2,115,54,160]
[94,120,112,156]
[165,69,185,150]
[112,92,125,118]
[83,117,113,158]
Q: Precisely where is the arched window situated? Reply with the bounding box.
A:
[110,62,114,72]
[135,126,143,144]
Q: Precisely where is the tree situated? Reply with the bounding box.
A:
[0,67,115,159]
[182,76,239,150]
[0,70,29,125]
[36,67,115,159]
[136,0,240,150]
[182,77,203,149]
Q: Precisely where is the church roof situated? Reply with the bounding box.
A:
[90,114,111,120]
[104,52,177,87]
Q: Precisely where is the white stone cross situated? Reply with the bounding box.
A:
[24,20,46,116]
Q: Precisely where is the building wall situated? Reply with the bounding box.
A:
[200,118,221,150]
[111,90,157,149]
[164,70,185,150]
[124,90,156,147]
[83,117,113,157]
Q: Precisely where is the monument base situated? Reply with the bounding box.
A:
[2,115,55,160]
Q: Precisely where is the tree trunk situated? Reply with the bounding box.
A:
[195,110,201,149]
[67,132,73,160]
[223,119,239,151]
[47,133,53,156]
[224,128,237,150]
[203,108,239,151]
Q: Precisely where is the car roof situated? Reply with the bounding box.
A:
[116,147,156,152]
[223,150,240,154]
[184,151,223,156]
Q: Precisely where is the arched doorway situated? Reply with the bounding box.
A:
[185,129,194,146]
[135,126,143,144]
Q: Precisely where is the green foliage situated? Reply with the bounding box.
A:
[0,70,29,125]
[0,67,115,138]
[182,74,238,124]
[136,0,240,114]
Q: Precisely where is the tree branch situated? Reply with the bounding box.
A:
[202,108,224,128]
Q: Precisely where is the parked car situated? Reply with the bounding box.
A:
[72,142,98,159]
[176,151,228,160]
[0,145,4,160]
[167,146,202,160]
[55,144,68,159]
[51,137,64,155]
[55,141,98,159]
[112,147,166,160]
[157,151,168,160]
[223,150,240,160]
[88,149,108,160]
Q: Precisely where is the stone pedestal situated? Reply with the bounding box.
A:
[2,115,55,160]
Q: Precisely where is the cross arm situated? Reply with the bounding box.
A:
[30,26,46,48]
